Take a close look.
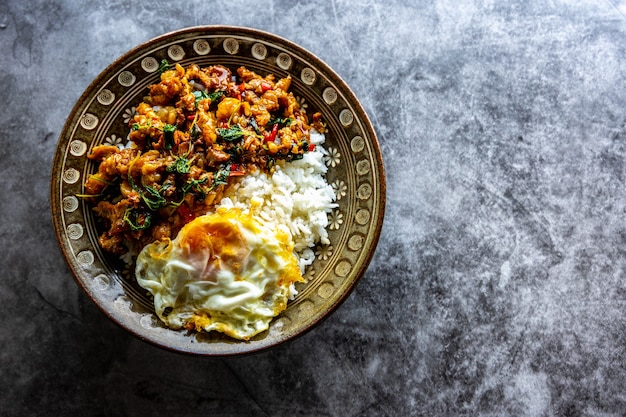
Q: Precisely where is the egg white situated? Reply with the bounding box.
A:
[135,207,303,340]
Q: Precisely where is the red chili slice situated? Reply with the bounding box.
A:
[229,163,245,176]
[177,204,195,222]
[264,123,279,142]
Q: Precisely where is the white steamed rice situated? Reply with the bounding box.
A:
[216,131,338,273]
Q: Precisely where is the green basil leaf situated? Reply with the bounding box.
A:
[157,59,170,74]
[217,124,245,142]
[163,124,176,150]
[123,208,152,231]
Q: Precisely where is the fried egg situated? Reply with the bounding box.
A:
[135,207,303,340]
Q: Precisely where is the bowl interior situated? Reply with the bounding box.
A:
[51,26,385,355]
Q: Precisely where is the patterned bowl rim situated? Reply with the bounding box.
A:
[50,25,386,356]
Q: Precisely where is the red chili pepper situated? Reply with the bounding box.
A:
[234,83,246,100]
[186,113,196,121]
[309,143,315,152]
[229,163,245,176]
[264,123,279,142]
[261,81,272,92]
[177,204,195,222]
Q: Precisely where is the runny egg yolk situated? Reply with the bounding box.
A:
[179,215,249,282]
[135,207,304,340]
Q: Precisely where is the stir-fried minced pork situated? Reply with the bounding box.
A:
[83,63,324,255]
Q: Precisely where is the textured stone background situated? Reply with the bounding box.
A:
[2,0,626,415]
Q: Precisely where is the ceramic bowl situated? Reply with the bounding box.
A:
[50,26,385,355]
